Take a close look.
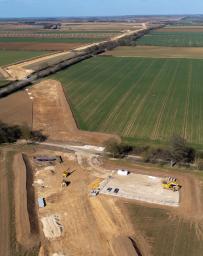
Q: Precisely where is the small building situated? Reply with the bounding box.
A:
[38,197,46,208]
[117,169,129,176]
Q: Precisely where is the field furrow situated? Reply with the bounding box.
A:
[53,56,203,146]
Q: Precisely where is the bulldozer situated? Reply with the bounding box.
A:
[162,177,181,192]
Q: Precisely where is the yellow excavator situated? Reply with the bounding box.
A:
[162,177,182,192]
[63,170,70,178]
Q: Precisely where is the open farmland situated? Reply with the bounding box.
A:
[136,31,203,47]
[0,50,47,66]
[0,30,119,51]
[53,56,203,146]
[103,46,203,59]
[158,26,203,32]
[127,203,203,256]
[0,37,103,43]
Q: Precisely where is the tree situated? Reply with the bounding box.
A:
[0,122,22,143]
[170,135,196,164]
[104,139,132,158]
[0,122,47,144]
[30,130,47,142]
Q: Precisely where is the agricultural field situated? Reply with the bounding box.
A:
[136,31,203,47]
[0,36,102,51]
[0,37,102,43]
[103,46,203,59]
[158,26,203,32]
[127,204,203,256]
[0,50,47,66]
[53,56,203,146]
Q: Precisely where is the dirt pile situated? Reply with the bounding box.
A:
[13,153,40,249]
[41,215,63,239]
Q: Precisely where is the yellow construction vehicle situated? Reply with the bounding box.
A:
[63,170,69,178]
[162,177,181,192]
[89,178,101,190]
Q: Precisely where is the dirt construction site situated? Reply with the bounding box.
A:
[0,78,203,256]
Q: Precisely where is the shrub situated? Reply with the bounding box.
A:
[104,139,133,158]
[170,135,196,163]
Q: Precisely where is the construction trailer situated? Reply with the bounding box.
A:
[117,169,130,176]
[38,197,46,208]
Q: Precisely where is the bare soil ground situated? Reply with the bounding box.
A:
[30,79,120,145]
[0,67,10,79]
[0,90,32,127]
[61,22,142,31]
[5,51,77,80]
[104,159,203,222]
[103,46,203,58]
[14,153,40,248]
[0,42,83,51]
[0,151,10,256]
[30,148,203,256]
[32,149,148,256]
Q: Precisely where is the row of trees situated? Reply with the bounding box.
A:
[105,135,196,165]
[0,122,47,144]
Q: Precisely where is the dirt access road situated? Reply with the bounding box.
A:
[30,79,120,145]
[4,51,77,80]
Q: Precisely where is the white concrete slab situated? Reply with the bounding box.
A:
[100,173,179,207]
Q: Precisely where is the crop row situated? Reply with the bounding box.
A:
[53,56,203,146]
[136,31,203,47]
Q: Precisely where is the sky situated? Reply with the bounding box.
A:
[0,0,203,18]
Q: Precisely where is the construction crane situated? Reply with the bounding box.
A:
[162,177,182,192]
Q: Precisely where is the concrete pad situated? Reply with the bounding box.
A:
[100,173,179,207]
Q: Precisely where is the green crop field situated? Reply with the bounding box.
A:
[0,80,9,87]
[127,204,203,256]
[53,56,203,146]
[136,31,203,47]
[0,50,47,66]
[0,37,102,44]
